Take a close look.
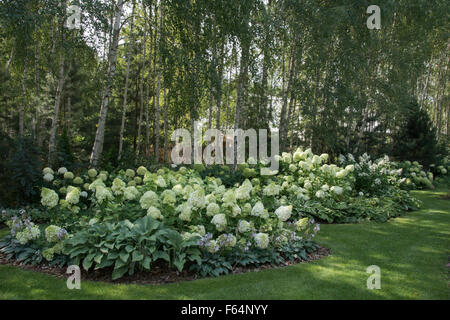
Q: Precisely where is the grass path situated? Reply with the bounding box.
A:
[0,188,448,300]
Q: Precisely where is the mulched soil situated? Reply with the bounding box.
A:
[0,246,331,286]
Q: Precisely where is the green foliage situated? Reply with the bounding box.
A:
[63,216,201,280]
[199,165,246,188]
[0,235,44,265]
[0,135,42,207]
[54,128,75,170]
[392,100,439,168]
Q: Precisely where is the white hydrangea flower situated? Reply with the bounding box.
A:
[345,164,355,172]
[73,177,83,185]
[222,189,236,204]
[282,152,292,164]
[66,186,80,205]
[189,225,206,236]
[312,155,321,165]
[137,166,148,176]
[251,201,268,219]
[263,183,281,196]
[330,186,343,195]
[188,188,206,209]
[182,185,194,198]
[16,225,41,245]
[161,190,177,206]
[156,176,167,188]
[89,178,106,191]
[321,184,330,191]
[172,184,183,195]
[205,193,217,204]
[206,240,219,253]
[238,220,251,233]
[254,233,269,249]
[303,180,312,190]
[147,206,163,220]
[206,202,220,216]
[125,169,135,178]
[95,186,114,204]
[315,190,326,198]
[241,202,252,215]
[274,205,293,221]
[58,167,68,175]
[211,214,227,231]
[88,168,98,178]
[247,157,257,165]
[43,167,54,175]
[231,204,241,217]
[295,218,309,231]
[140,191,159,209]
[336,169,348,179]
[319,153,329,163]
[235,184,251,201]
[293,150,304,162]
[123,186,140,201]
[80,191,88,198]
[178,204,193,222]
[43,173,54,182]
[111,178,126,195]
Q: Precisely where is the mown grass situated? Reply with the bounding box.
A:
[0,188,448,300]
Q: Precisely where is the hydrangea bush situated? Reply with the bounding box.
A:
[0,209,69,266]
[1,148,447,279]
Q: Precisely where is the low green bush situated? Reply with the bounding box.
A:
[63,215,201,280]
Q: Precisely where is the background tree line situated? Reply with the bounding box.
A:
[0,0,448,204]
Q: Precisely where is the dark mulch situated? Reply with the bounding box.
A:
[0,246,331,286]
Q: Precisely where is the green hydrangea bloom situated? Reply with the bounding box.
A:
[111,178,126,195]
[123,186,140,201]
[43,167,54,175]
[66,186,80,205]
[140,191,159,209]
[64,171,74,180]
[45,225,67,243]
[73,177,84,185]
[137,166,148,176]
[147,206,163,220]
[125,169,135,178]
[88,168,98,178]
[42,248,55,261]
[41,187,59,208]
[211,214,227,231]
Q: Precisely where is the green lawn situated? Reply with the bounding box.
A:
[0,188,448,300]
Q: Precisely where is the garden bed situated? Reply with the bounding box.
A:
[2,150,445,281]
[0,246,330,285]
